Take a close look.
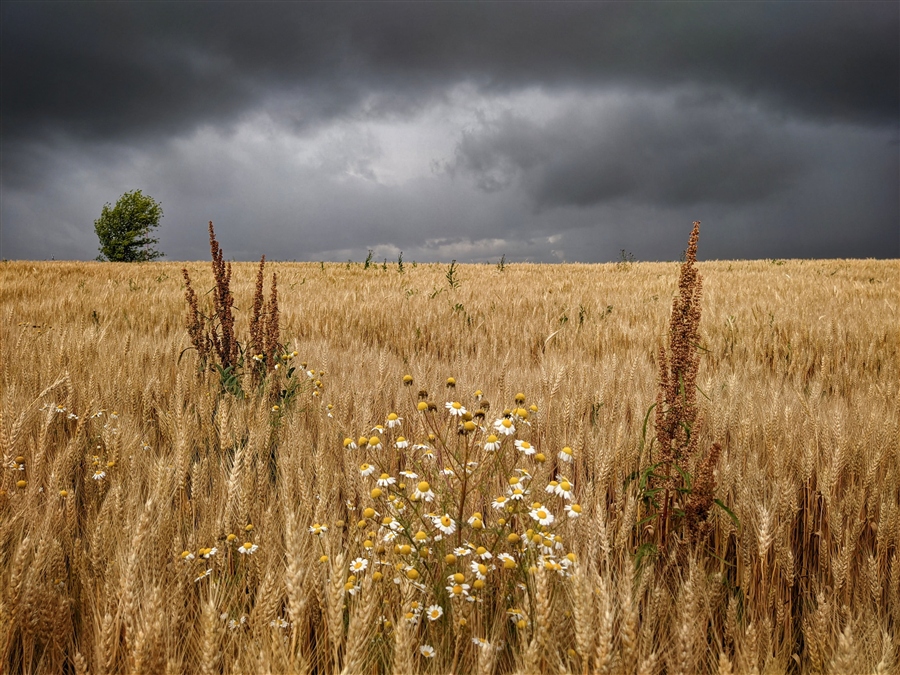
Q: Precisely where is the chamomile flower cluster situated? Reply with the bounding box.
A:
[315,378,584,657]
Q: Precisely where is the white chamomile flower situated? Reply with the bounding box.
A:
[426,605,444,621]
[386,413,402,428]
[508,487,529,501]
[376,473,396,487]
[92,469,106,481]
[545,480,559,494]
[412,481,435,502]
[558,446,574,462]
[470,561,489,580]
[442,467,455,476]
[514,440,536,455]
[238,542,259,555]
[472,637,492,649]
[395,437,409,449]
[270,617,290,629]
[453,547,471,557]
[383,517,403,532]
[309,523,328,535]
[529,507,555,527]
[227,618,240,630]
[446,583,471,598]
[565,504,583,518]
[446,401,467,416]
[494,417,515,436]
[195,569,212,582]
[492,495,509,509]
[359,463,376,477]
[433,514,457,535]
[399,470,418,479]
[483,435,501,452]
[252,354,264,362]
[420,645,436,658]
[497,552,516,568]
[343,437,358,450]
[538,538,557,555]
[180,550,195,562]
[554,479,574,501]
[349,558,369,573]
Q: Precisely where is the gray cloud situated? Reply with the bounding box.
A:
[451,90,809,210]
[3,2,896,145]
[1,2,897,262]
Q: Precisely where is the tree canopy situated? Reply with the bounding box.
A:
[94,190,164,262]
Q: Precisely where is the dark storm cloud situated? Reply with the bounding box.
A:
[3,2,897,145]
[1,2,898,262]
[450,90,809,210]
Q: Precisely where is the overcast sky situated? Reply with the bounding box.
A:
[2,2,898,262]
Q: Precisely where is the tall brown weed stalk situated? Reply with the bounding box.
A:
[182,222,282,394]
[644,221,721,552]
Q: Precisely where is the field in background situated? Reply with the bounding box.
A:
[1,257,898,674]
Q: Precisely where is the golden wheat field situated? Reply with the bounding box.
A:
[1,246,898,675]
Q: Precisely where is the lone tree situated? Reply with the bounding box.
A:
[94,189,164,261]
